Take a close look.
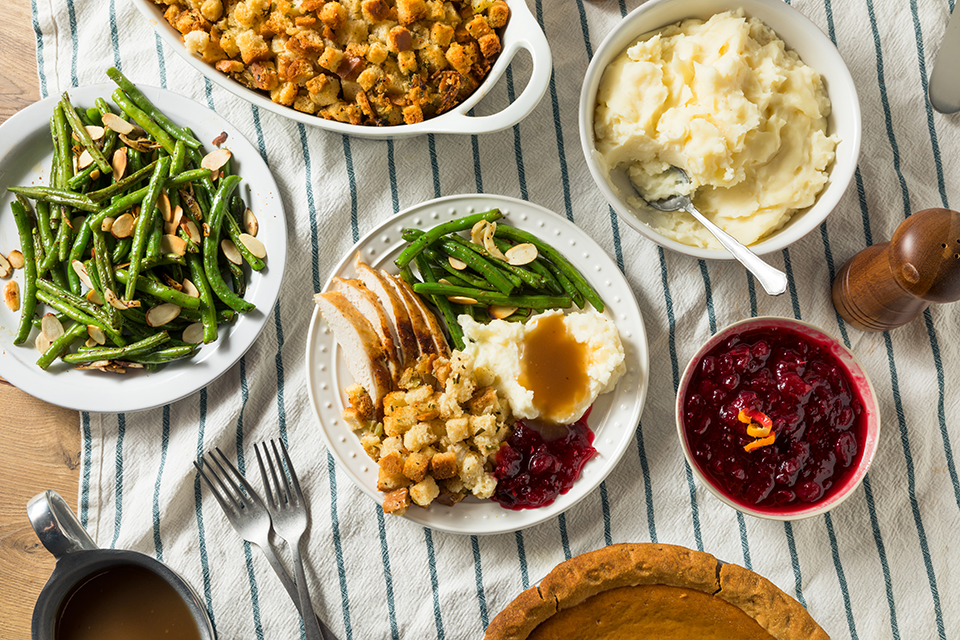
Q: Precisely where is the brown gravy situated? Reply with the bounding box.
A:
[518,313,589,424]
[56,564,203,640]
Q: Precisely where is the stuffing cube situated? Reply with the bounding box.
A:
[306,73,341,106]
[236,30,271,64]
[410,476,440,507]
[431,451,458,480]
[403,451,431,482]
[319,2,348,29]
[382,488,410,515]
[404,422,439,451]
[397,0,427,25]
[378,466,411,492]
[379,450,405,476]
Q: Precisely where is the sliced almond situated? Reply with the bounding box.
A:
[471,219,488,246]
[201,148,232,173]
[201,222,210,237]
[161,234,187,256]
[158,191,172,222]
[447,295,478,305]
[0,253,10,278]
[181,278,200,298]
[71,260,95,290]
[221,239,242,265]
[164,206,184,236]
[85,125,105,141]
[4,281,19,311]
[119,134,161,153]
[41,313,64,342]
[238,233,266,259]
[438,278,453,286]
[35,331,51,354]
[487,304,519,319]
[182,219,201,244]
[71,216,84,231]
[448,256,467,271]
[101,216,116,232]
[182,322,204,345]
[505,243,538,266]
[84,337,98,348]
[7,250,24,270]
[77,149,94,170]
[90,169,101,181]
[145,303,182,327]
[112,148,128,181]
[85,289,104,306]
[110,212,135,239]
[243,208,258,236]
[102,112,135,135]
[483,222,507,261]
[104,288,140,310]
[161,274,183,291]
[87,324,106,345]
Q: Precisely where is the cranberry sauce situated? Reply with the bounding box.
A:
[492,415,596,510]
[684,326,866,512]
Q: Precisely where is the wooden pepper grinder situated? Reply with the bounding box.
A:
[833,208,960,332]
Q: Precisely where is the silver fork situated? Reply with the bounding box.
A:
[195,449,335,640]
[254,439,323,640]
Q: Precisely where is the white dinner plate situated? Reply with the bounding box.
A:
[305,194,648,535]
[0,83,286,413]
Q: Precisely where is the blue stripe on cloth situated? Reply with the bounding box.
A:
[607,206,625,272]
[30,0,48,98]
[65,0,78,87]
[854,169,872,245]
[250,106,269,163]
[424,528,446,639]
[781,249,800,319]
[234,357,264,638]
[909,0,948,206]
[194,389,217,628]
[862,475,902,638]
[575,0,593,59]
[273,302,288,439]
[736,513,752,570]
[747,273,758,318]
[203,78,214,110]
[534,0,574,222]
[505,67,528,201]
[297,123,320,291]
[108,0,122,70]
[698,260,716,334]
[634,418,657,542]
[558,513,572,560]
[825,512,860,639]
[883,331,945,636]
[110,414,126,549]
[428,134,442,198]
[514,531,530,589]
[326,452,354,639]
[375,508,400,640]
[599,483,612,546]
[469,110,484,194]
[152,405,171,562]
[80,412,91,527]
[922,310,960,513]
[342,135,360,242]
[471,536,489,629]
[386,141,399,214]
[154,34,168,89]
[783,521,807,608]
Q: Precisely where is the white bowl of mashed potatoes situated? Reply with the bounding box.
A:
[579,0,860,258]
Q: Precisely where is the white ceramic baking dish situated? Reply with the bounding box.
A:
[132,0,552,139]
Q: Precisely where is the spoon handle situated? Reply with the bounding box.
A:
[682,203,788,296]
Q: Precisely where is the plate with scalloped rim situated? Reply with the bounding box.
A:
[305,194,648,535]
[0,83,286,413]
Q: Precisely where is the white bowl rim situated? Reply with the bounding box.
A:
[674,316,881,521]
[578,0,862,259]
[131,0,552,140]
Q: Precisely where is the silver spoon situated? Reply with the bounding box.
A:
[637,167,788,296]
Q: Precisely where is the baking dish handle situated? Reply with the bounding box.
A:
[425,7,552,135]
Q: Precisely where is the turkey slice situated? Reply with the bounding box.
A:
[354,257,420,369]
[331,276,401,381]
[390,273,450,357]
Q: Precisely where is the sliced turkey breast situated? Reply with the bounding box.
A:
[381,270,437,358]
[331,276,401,381]
[391,273,450,357]
[314,291,392,410]
[354,257,420,369]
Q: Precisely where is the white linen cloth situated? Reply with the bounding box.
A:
[29,0,960,637]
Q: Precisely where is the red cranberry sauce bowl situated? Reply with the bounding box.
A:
[677,318,879,519]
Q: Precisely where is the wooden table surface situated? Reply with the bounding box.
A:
[0,2,82,638]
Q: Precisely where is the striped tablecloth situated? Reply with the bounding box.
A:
[29,0,960,637]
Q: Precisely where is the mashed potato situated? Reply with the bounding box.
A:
[594,10,839,248]
[459,309,626,424]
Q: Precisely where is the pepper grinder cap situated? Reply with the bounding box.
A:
[889,208,960,303]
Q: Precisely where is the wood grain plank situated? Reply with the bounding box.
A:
[0,3,78,638]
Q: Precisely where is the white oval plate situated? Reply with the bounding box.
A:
[0,83,287,413]
[305,194,648,535]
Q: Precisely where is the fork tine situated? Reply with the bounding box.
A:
[214,447,269,511]
[211,448,251,509]
[254,443,276,508]
[277,439,304,505]
[265,440,287,505]
[194,459,239,515]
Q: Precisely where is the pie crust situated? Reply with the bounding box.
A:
[484,543,829,640]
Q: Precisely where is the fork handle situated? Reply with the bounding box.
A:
[290,535,324,640]
[253,542,337,640]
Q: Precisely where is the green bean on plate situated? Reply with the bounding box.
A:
[0,71,283,401]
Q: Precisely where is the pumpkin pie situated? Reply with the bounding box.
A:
[484,543,829,640]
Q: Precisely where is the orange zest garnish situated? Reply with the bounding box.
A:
[738,408,775,451]
[744,434,776,452]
